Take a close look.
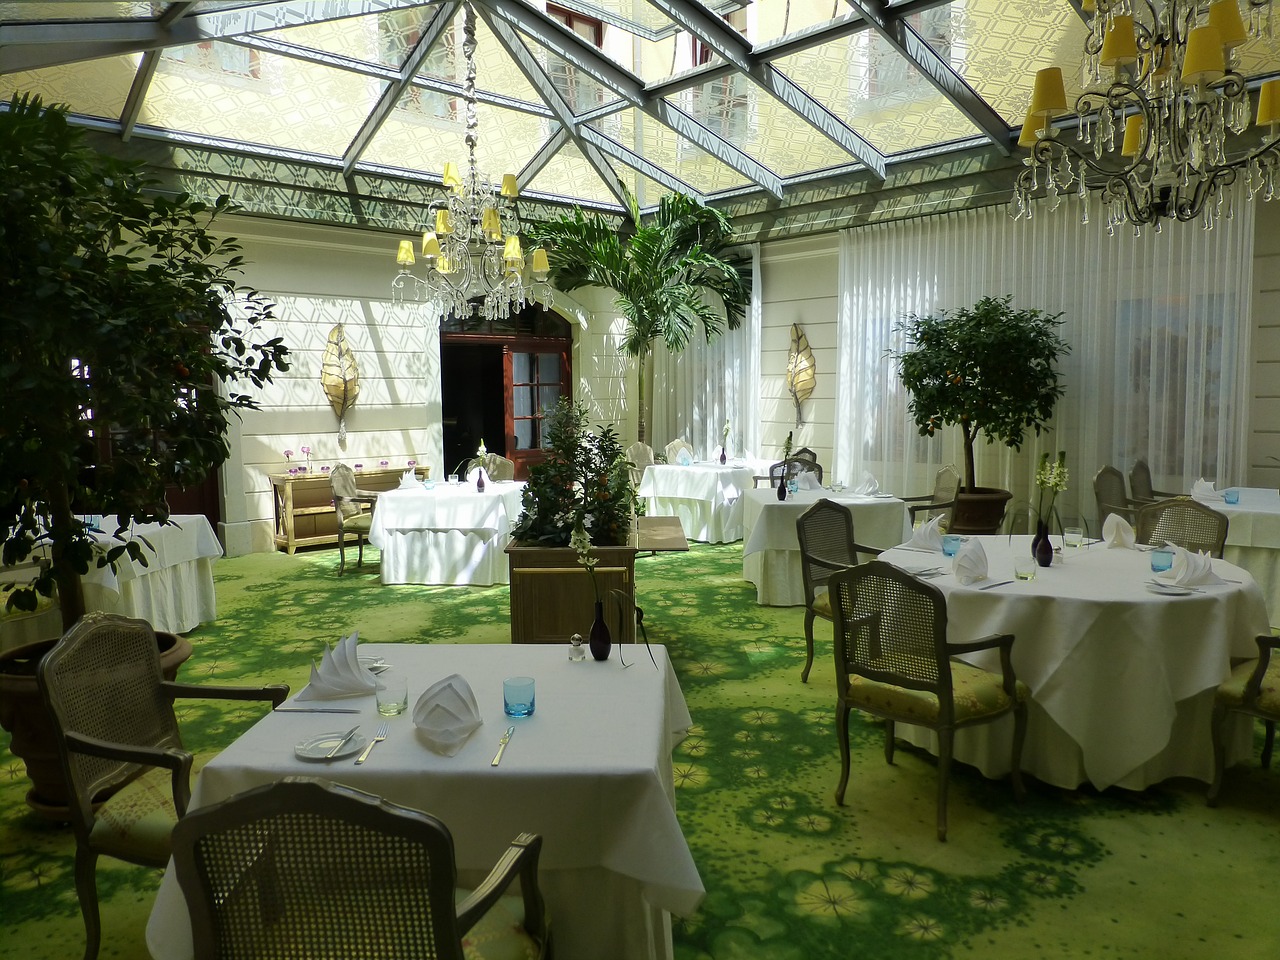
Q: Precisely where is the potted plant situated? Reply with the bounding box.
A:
[528,185,750,444]
[506,400,639,647]
[0,95,290,810]
[893,295,1069,534]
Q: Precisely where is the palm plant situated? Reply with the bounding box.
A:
[528,186,750,442]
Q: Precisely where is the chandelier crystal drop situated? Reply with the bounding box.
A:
[391,2,551,319]
[1012,0,1280,232]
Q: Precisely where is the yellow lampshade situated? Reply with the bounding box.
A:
[420,230,435,256]
[503,235,524,274]
[396,240,415,266]
[421,233,441,259]
[1258,78,1280,127]
[1017,107,1041,148]
[1099,14,1139,68]
[436,209,453,235]
[1181,25,1225,84]
[437,255,454,275]
[501,174,519,198]
[1208,0,1248,49]
[1121,114,1145,157]
[442,162,462,190]
[1149,42,1173,78]
[1028,67,1068,119]
[481,207,503,241]
[531,247,550,277]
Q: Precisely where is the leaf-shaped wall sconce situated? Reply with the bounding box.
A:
[320,324,360,444]
[786,323,815,426]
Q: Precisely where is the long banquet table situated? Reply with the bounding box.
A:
[145,642,700,960]
[741,488,912,605]
[368,481,525,585]
[878,536,1269,791]
[637,460,765,543]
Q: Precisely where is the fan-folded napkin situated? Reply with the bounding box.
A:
[1102,514,1136,549]
[295,631,379,700]
[1191,478,1222,500]
[953,539,988,585]
[851,471,880,496]
[397,469,419,490]
[413,673,484,756]
[902,516,945,552]
[1158,546,1225,586]
[797,471,821,491]
[675,448,693,466]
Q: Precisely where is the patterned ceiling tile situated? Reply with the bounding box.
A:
[2,56,133,121]
[525,141,626,207]
[0,2,151,18]
[749,0,850,45]
[589,107,754,194]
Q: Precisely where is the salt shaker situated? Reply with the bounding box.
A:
[568,633,586,662]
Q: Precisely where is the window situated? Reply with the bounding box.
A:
[162,41,260,80]
[865,7,952,100]
[688,9,750,143]
[380,11,459,122]
[546,4,605,115]
[511,351,566,450]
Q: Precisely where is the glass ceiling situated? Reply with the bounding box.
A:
[2,0,1278,224]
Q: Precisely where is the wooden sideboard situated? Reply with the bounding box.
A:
[270,466,429,554]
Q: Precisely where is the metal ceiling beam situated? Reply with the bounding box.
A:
[519,126,570,188]
[344,1,460,177]
[844,0,1011,156]
[648,0,887,179]
[578,125,702,199]
[642,98,783,196]
[119,50,159,141]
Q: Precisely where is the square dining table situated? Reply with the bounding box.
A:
[876,536,1270,791]
[145,642,701,960]
[637,460,768,543]
[368,481,526,585]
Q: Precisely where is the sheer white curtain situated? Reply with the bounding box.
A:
[835,194,1254,530]
[651,243,762,460]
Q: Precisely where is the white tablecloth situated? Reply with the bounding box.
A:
[145,643,699,960]
[878,536,1270,790]
[741,489,913,605]
[637,460,766,543]
[1192,486,1280,625]
[79,515,221,634]
[369,482,526,585]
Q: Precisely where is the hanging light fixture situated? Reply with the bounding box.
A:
[1012,0,1280,231]
[392,2,551,318]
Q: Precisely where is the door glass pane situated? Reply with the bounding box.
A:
[513,352,531,381]
[537,352,559,381]
[515,419,533,449]
[539,385,561,413]
[514,385,533,417]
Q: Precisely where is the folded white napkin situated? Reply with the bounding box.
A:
[676,448,693,466]
[798,472,821,491]
[413,673,484,756]
[851,471,880,496]
[1159,546,1225,586]
[1102,514,1136,549]
[953,538,988,585]
[903,516,945,552]
[1191,477,1222,500]
[295,632,379,700]
[465,465,489,485]
[397,469,419,490]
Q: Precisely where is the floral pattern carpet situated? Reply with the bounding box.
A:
[1,543,1277,960]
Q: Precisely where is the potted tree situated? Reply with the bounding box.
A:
[893,295,1069,534]
[506,400,639,647]
[528,184,750,443]
[0,95,290,810]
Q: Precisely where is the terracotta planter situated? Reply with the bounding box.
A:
[948,488,1012,536]
[0,629,193,817]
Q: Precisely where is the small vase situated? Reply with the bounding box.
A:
[1033,520,1054,567]
[776,480,787,501]
[588,601,611,661]
[719,447,727,465]
[476,472,485,493]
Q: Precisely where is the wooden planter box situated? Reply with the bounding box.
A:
[506,543,638,645]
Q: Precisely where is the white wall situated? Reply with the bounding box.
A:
[1250,208,1280,487]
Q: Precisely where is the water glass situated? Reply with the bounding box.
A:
[1150,549,1174,573]
[786,478,799,495]
[448,473,461,484]
[376,671,408,717]
[941,534,963,557]
[503,676,536,718]
[830,481,846,494]
[1013,556,1037,581]
[1223,488,1240,505]
[1064,526,1084,548]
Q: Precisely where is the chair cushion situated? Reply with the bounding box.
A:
[1217,657,1280,715]
[457,889,544,960]
[847,661,1028,725]
[342,512,373,534]
[89,757,205,863]
[811,591,832,619]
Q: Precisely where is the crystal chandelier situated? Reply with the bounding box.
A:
[1012,0,1280,231]
[392,2,551,320]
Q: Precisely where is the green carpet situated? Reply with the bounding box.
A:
[2,543,1277,959]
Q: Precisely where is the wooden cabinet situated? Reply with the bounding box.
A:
[270,467,428,554]
[506,543,638,645]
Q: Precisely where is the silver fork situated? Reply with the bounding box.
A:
[354,721,388,764]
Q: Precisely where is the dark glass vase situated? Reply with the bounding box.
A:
[719,447,727,465]
[589,601,611,661]
[476,472,486,493]
[1032,520,1054,567]
[776,480,787,501]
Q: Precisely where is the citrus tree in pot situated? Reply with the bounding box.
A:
[0,95,290,809]
[893,295,1069,534]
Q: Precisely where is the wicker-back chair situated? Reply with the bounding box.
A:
[626,441,655,488]
[1129,458,1177,503]
[1093,465,1138,528]
[1135,497,1229,557]
[795,499,882,683]
[172,778,550,960]
[901,464,960,526]
[330,463,378,574]
[38,613,287,960]
[828,562,1027,841]
[1209,635,1280,806]
[472,452,516,481]
[766,457,824,488]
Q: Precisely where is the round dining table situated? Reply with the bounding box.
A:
[876,535,1270,791]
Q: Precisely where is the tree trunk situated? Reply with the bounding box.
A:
[46,480,86,632]
[961,422,978,493]
[636,352,648,445]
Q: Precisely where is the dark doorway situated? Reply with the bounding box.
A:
[441,343,506,478]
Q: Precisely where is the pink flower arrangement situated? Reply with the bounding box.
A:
[300,445,311,456]
[407,459,417,467]
[283,449,294,461]
[354,463,364,471]
[379,459,389,468]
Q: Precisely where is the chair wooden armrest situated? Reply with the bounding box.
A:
[1242,635,1280,702]
[163,680,290,708]
[65,732,194,814]
[1100,501,1138,522]
[947,632,1019,696]
[906,498,953,520]
[351,490,381,501]
[851,541,883,559]
[456,831,548,945]
[752,475,772,488]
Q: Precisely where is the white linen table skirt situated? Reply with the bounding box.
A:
[638,461,766,543]
[145,643,700,960]
[741,489,912,606]
[1193,487,1280,626]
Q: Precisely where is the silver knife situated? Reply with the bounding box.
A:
[491,726,515,767]
[325,725,360,758]
[977,579,1016,590]
[276,707,360,713]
